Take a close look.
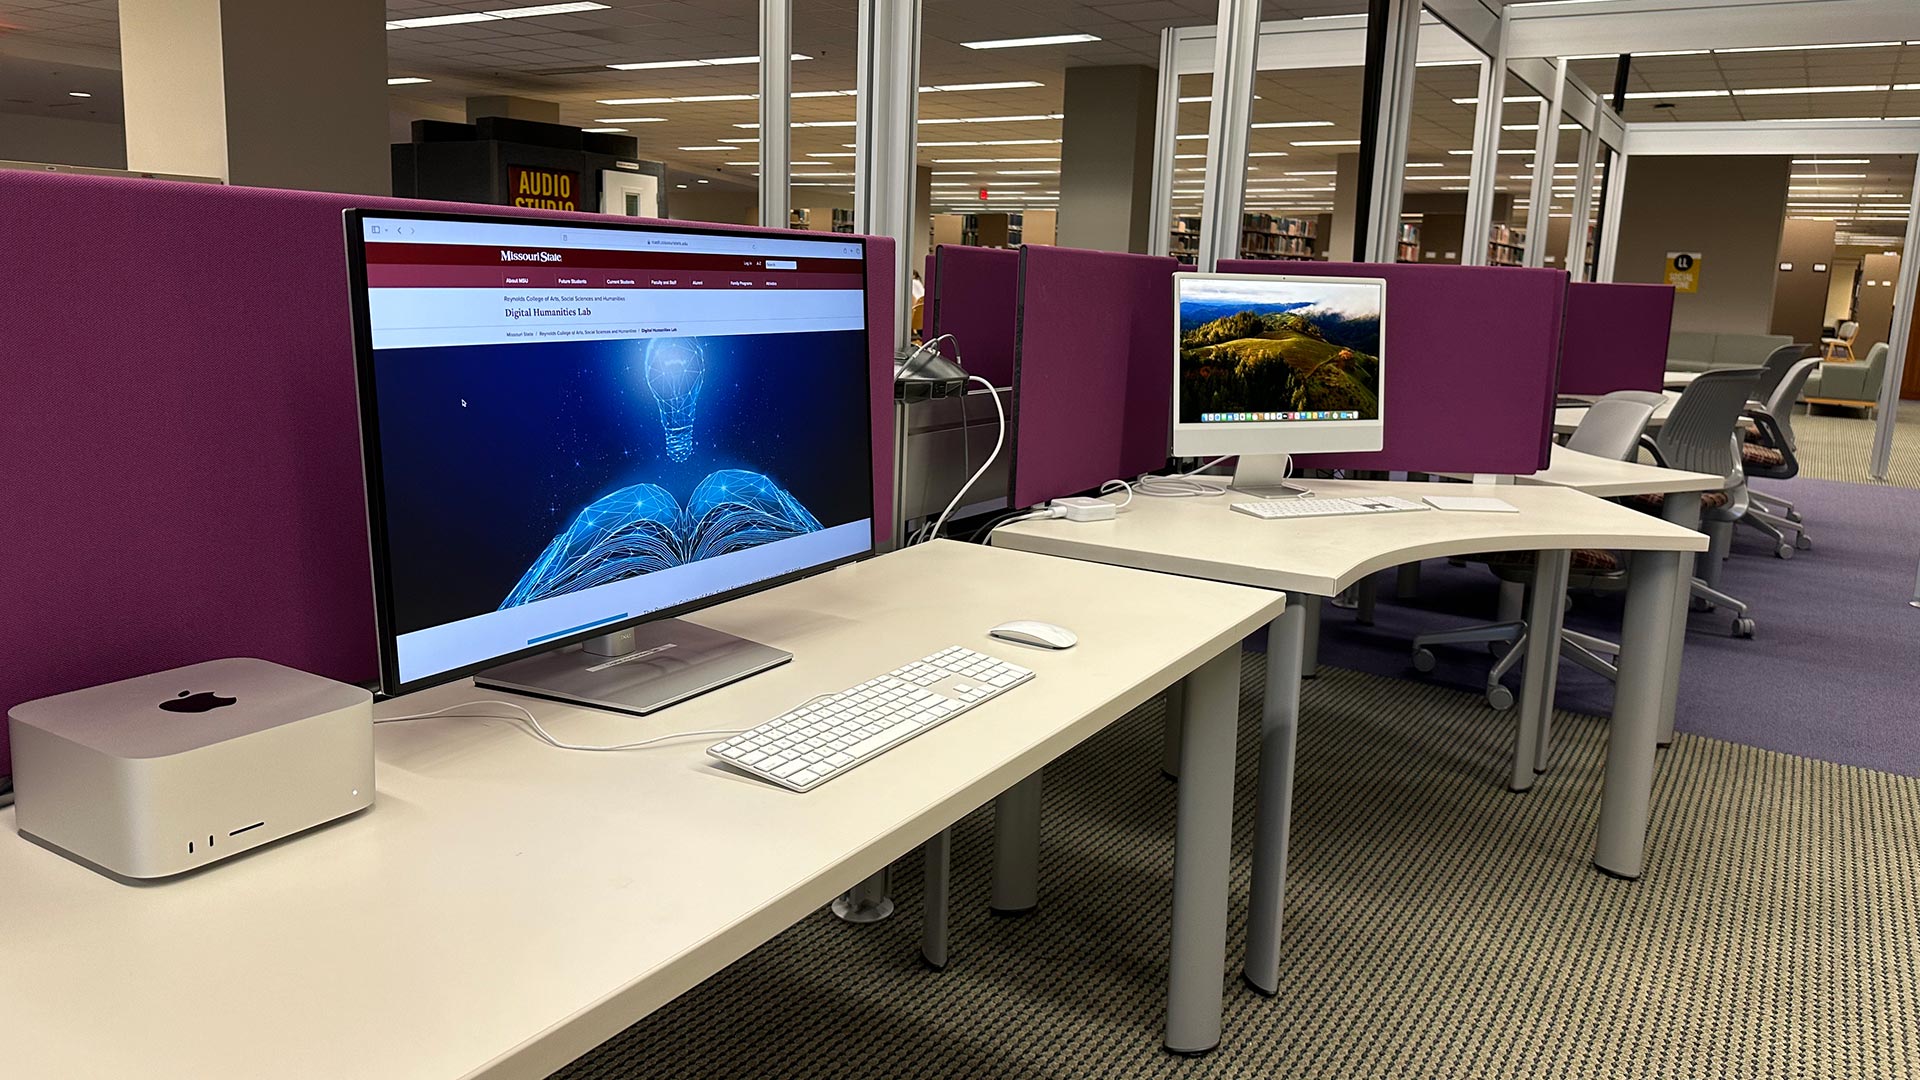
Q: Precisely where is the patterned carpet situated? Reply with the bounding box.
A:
[1789,401,1920,487]
[556,658,1920,1080]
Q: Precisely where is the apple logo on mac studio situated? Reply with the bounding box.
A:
[158,690,237,714]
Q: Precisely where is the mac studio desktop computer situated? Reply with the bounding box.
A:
[345,209,875,713]
[1172,272,1386,494]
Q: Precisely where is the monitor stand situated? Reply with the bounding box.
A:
[474,619,791,716]
[1228,453,1314,499]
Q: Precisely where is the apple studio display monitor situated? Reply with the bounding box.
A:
[1172,272,1386,495]
[346,210,874,713]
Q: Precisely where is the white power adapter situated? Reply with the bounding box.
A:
[1050,496,1119,522]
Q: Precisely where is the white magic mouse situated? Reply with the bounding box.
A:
[989,620,1078,650]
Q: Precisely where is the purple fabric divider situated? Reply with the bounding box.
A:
[930,245,1020,387]
[0,172,895,777]
[1012,246,1179,507]
[1218,259,1568,474]
[1557,282,1676,395]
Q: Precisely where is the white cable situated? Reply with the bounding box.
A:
[921,374,1005,543]
[1133,454,1236,498]
[1098,478,1135,508]
[982,507,1060,541]
[372,697,787,753]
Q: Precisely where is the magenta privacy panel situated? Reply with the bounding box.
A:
[0,172,896,777]
[1558,282,1676,395]
[1012,246,1180,507]
[1218,259,1567,474]
[931,245,1020,387]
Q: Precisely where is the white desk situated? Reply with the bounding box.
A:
[1555,390,1679,436]
[993,478,1708,994]
[1522,444,1720,498]
[0,541,1285,1076]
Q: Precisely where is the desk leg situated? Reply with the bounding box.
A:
[833,868,895,922]
[990,774,1042,915]
[1243,604,1306,996]
[1302,595,1322,678]
[1657,498,1702,748]
[1161,681,1186,781]
[1165,647,1240,1055]
[921,829,951,970]
[1356,577,1377,626]
[1595,549,1682,880]
[1397,560,1422,600]
[1512,550,1570,793]
[1531,554,1571,776]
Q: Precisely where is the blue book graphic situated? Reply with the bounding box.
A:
[501,469,822,609]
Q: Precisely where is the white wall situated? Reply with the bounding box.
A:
[0,113,127,170]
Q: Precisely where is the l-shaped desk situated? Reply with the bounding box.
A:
[0,541,1286,1076]
[992,478,1710,995]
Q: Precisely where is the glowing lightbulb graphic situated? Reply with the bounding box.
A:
[643,337,706,462]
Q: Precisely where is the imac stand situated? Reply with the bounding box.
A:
[1229,454,1313,499]
[476,619,791,715]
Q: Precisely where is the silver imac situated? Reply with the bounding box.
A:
[1171,272,1386,495]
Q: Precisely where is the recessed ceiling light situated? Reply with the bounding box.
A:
[594,117,670,124]
[581,127,627,133]
[676,183,687,189]
[1716,41,1900,54]
[1732,84,1889,97]
[961,34,1101,50]
[928,81,1045,92]
[1291,139,1360,146]
[724,161,760,166]
[917,114,1060,125]
[67,90,94,97]
[731,120,856,128]
[609,53,810,71]
[1452,95,1544,105]
[917,139,1060,147]
[933,171,978,175]
[696,179,710,184]
[720,137,759,143]
[679,146,735,151]
[597,97,673,105]
[1251,120,1333,129]
[1791,173,1867,179]
[1405,162,1445,168]
[808,152,857,158]
[1793,158,1871,165]
[791,89,858,98]
[388,2,606,30]
[1247,151,1289,158]
[997,169,1058,175]
[385,78,429,86]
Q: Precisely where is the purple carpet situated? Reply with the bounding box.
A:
[1314,477,1920,777]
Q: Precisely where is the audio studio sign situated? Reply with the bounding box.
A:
[507,165,579,211]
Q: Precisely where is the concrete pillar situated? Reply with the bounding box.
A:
[1329,153,1360,262]
[1058,65,1157,253]
[466,97,562,124]
[120,0,389,194]
[912,165,934,279]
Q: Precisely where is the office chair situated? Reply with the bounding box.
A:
[1747,343,1812,413]
[1739,355,1821,557]
[1409,391,1663,709]
[1821,320,1858,362]
[1632,367,1763,637]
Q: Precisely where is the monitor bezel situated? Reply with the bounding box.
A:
[1170,271,1387,458]
[343,206,877,698]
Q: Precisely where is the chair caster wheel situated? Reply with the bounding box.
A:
[1731,617,1755,639]
[1487,685,1515,711]
[1691,597,1714,613]
[1787,511,1803,523]
[1412,648,1437,673]
[1795,535,1813,551]
[1775,543,1794,560]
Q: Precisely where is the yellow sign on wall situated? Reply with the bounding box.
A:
[1664,251,1701,294]
[507,165,579,211]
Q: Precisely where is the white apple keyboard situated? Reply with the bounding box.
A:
[1230,495,1430,520]
[708,646,1033,792]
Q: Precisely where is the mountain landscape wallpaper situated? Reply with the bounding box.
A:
[1177,278,1383,424]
